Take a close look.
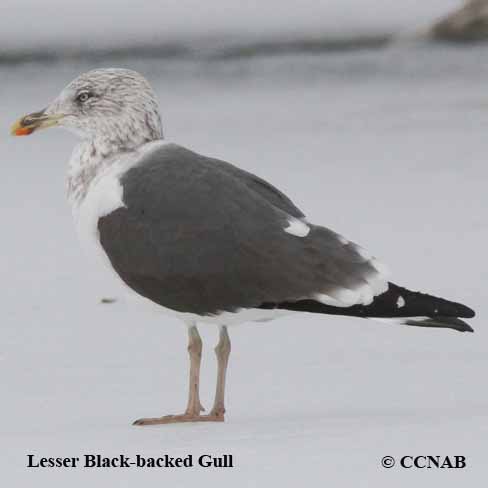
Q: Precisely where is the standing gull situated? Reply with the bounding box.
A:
[11,68,475,425]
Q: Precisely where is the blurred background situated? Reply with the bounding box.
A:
[1,1,487,487]
[0,0,486,61]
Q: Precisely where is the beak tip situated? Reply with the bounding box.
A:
[10,119,26,136]
[12,127,34,136]
[10,110,61,136]
[10,117,36,137]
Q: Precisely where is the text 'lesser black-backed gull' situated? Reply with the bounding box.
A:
[11,68,475,425]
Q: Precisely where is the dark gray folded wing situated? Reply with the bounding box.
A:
[210,156,305,219]
[98,143,387,316]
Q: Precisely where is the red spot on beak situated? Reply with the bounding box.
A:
[14,127,35,136]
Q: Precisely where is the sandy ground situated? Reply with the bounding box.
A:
[1,45,487,486]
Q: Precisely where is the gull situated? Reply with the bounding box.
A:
[11,68,475,425]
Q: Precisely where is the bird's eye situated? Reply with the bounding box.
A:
[76,91,92,103]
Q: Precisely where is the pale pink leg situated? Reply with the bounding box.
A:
[133,325,228,426]
[209,326,231,419]
[184,325,205,416]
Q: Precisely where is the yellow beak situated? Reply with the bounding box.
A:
[10,110,64,136]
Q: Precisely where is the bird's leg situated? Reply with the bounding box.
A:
[184,325,205,416]
[133,324,223,426]
[208,326,231,420]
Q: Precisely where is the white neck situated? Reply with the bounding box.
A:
[66,137,166,209]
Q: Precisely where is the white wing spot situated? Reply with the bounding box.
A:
[315,292,353,308]
[397,296,406,308]
[284,218,310,237]
[374,316,429,325]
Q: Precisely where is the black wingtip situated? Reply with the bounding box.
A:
[452,320,475,333]
[405,316,474,333]
[447,295,476,319]
[458,304,476,319]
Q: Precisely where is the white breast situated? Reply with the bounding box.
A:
[71,161,138,316]
[69,142,158,305]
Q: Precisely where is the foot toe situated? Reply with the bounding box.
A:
[132,413,225,425]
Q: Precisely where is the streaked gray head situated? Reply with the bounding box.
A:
[10,68,164,205]
[47,68,163,147]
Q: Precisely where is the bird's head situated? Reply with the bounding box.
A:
[11,68,163,150]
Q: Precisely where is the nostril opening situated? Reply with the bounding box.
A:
[22,109,47,126]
